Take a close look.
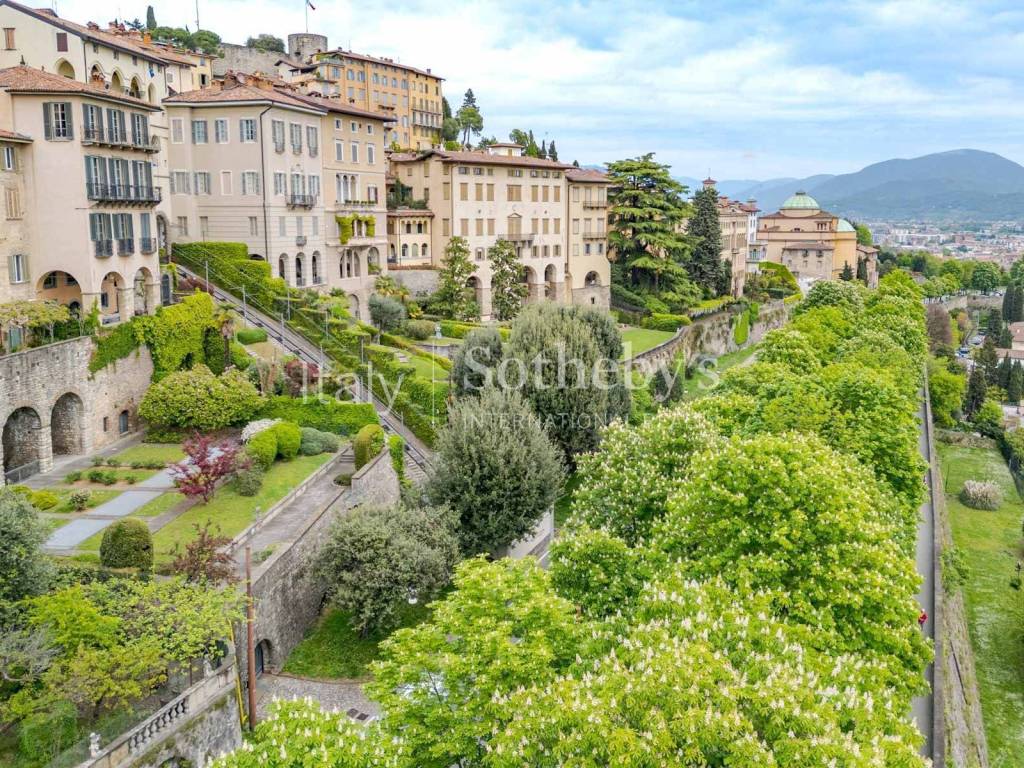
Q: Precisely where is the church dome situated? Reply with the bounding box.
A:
[781,191,820,210]
[837,218,855,232]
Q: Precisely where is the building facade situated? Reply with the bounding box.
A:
[386,209,434,267]
[755,191,876,289]
[565,167,612,308]
[0,128,32,305]
[388,144,610,317]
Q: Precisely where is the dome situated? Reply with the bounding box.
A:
[781,191,820,210]
[837,219,856,232]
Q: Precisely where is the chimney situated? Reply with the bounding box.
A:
[143,31,152,43]
[222,71,242,89]
[87,22,100,31]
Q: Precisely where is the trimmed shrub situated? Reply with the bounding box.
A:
[389,434,405,481]
[69,490,91,511]
[236,464,264,497]
[257,396,378,435]
[87,469,117,485]
[29,490,59,510]
[640,313,692,332]
[246,429,278,470]
[300,427,340,455]
[63,470,82,483]
[99,518,154,571]
[230,341,252,370]
[439,319,510,341]
[9,485,32,497]
[354,424,386,469]
[271,421,302,460]
[404,319,436,341]
[369,294,407,332]
[959,480,1002,510]
[236,327,268,345]
[139,365,263,430]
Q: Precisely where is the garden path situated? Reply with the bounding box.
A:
[911,392,937,760]
[256,673,379,721]
[44,488,167,551]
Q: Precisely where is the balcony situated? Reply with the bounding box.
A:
[495,232,534,245]
[287,193,317,208]
[274,141,285,154]
[86,182,162,206]
[582,230,607,240]
[116,238,135,256]
[340,199,380,210]
[582,200,608,209]
[94,239,113,257]
[295,235,307,247]
[82,128,159,153]
[140,237,157,254]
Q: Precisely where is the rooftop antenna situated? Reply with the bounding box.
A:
[195,0,200,31]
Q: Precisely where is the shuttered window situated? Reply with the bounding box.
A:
[43,102,73,140]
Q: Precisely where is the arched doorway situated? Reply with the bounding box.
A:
[348,294,361,320]
[51,393,84,456]
[110,70,123,93]
[156,215,169,252]
[584,271,601,287]
[295,254,305,286]
[129,76,143,99]
[544,264,558,301]
[3,407,43,482]
[278,255,287,281]
[389,244,397,264]
[367,247,380,272]
[311,252,321,285]
[254,639,271,676]
[36,270,82,309]
[134,267,154,315]
[520,265,538,303]
[466,276,482,309]
[100,272,126,322]
[55,59,75,79]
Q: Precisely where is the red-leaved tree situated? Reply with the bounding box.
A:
[170,433,241,504]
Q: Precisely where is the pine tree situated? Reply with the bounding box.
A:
[965,365,987,416]
[456,90,483,146]
[1003,286,1012,320]
[539,139,547,159]
[856,256,868,284]
[978,335,1000,385]
[146,5,157,30]
[1012,284,1024,322]
[840,262,854,281]
[488,239,529,321]
[988,308,1003,341]
[685,183,724,295]
[1009,362,1024,404]
[997,354,1013,389]
[547,140,558,161]
[435,237,477,321]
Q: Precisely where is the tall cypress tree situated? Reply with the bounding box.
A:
[840,262,854,281]
[146,5,157,30]
[686,183,723,296]
[547,140,558,161]
[978,335,1000,385]
[856,257,868,284]
[1012,284,1024,322]
[998,354,1013,389]
[1009,361,1024,404]
[965,364,986,416]
[1003,287,1012,320]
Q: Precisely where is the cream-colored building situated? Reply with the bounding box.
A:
[680,179,759,298]
[163,73,387,319]
[0,128,32,305]
[755,191,876,289]
[0,66,167,321]
[284,48,443,150]
[387,209,434,267]
[388,144,610,317]
[565,167,612,307]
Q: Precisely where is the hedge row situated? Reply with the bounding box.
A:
[640,313,692,332]
[257,395,378,435]
[173,241,287,317]
[439,320,510,341]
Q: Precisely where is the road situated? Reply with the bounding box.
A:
[912,391,937,761]
[173,263,434,472]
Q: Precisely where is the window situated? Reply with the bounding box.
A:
[119,410,130,434]
[309,175,321,198]
[486,183,494,201]
[89,212,112,242]
[220,170,232,195]
[1,146,15,170]
[242,171,260,195]
[240,118,257,143]
[442,218,450,236]
[56,31,68,52]
[112,213,133,242]
[193,171,211,195]
[140,213,152,241]
[278,216,287,236]
[290,123,302,153]
[350,142,359,163]
[177,216,188,236]
[272,120,285,151]
[367,185,378,203]
[274,172,286,196]
[487,218,495,235]
[131,113,149,146]
[3,28,14,50]
[443,182,450,201]
[170,170,191,194]
[295,217,304,236]
[106,109,126,143]
[43,102,73,140]
[475,183,483,201]
[199,216,209,238]
[335,140,344,162]
[367,144,375,165]
[191,119,208,144]
[366,124,374,135]
[306,126,318,157]
[459,183,468,201]
[350,121,358,132]
[460,218,469,236]
[4,187,21,219]
[249,217,258,236]
[507,184,522,201]
[171,118,184,144]
[475,218,483,236]
[214,119,228,143]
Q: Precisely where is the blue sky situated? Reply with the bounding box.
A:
[63,0,1024,179]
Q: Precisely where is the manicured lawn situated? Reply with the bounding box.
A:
[939,441,1024,763]
[554,472,581,528]
[110,443,185,466]
[245,341,284,364]
[47,487,121,514]
[283,602,434,679]
[681,345,758,400]
[620,327,674,359]
[404,354,450,382]
[132,491,185,517]
[150,454,332,563]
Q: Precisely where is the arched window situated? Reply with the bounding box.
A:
[311,252,320,284]
[295,255,304,285]
[279,255,286,280]
[411,243,419,259]
[422,244,429,260]
[401,243,409,260]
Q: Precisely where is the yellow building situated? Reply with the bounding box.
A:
[284,50,443,151]
[755,191,875,289]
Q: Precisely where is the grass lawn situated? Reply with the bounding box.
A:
[620,327,674,359]
[47,487,121,513]
[939,441,1024,763]
[404,354,451,382]
[245,340,284,364]
[554,472,581,528]
[150,453,331,563]
[681,345,758,400]
[130,491,185,517]
[283,602,434,679]
[110,444,185,466]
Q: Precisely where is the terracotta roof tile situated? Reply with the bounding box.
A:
[164,82,324,112]
[566,168,608,183]
[281,90,394,121]
[0,65,160,110]
[0,128,32,142]
[391,148,571,171]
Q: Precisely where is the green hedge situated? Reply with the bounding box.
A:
[88,321,143,373]
[440,320,510,341]
[270,421,302,459]
[236,328,268,345]
[380,332,453,371]
[257,396,378,435]
[354,423,385,469]
[640,313,692,332]
[246,429,277,470]
[173,241,287,316]
[388,434,405,481]
[139,292,217,379]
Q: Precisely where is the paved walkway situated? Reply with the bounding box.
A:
[256,673,379,721]
[22,433,145,490]
[911,393,936,760]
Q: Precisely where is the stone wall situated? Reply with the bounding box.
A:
[0,337,153,480]
[571,285,610,310]
[389,268,440,298]
[627,300,789,376]
[214,43,299,77]
[933,294,1002,313]
[235,449,400,680]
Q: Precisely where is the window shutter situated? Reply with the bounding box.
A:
[84,157,94,186]
[64,102,74,139]
[169,173,176,195]
[240,120,245,142]
[43,103,53,140]
[7,254,16,283]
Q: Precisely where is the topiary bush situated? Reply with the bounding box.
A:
[257,396,378,435]
[99,518,153,571]
[300,427,340,455]
[246,429,278,470]
[354,424,385,469]
[640,313,691,332]
[139,365,263,430]
[236,327,268,345]
[389,434,405,481]
[959,480,1002,510]
[29,490,59,510]
[230,341,252,370]
[235,463,264,497]
[271,421,302,460]
[404,319,436,341]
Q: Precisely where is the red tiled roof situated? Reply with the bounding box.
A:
[781,242,835,250]
[164,82,325,112]
[0,65,159,110]
[0,128,32,142]
[391,148,571,171]
[282,90,394,122]
[566,167,608,183]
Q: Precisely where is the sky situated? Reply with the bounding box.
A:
[53,0,1024,180]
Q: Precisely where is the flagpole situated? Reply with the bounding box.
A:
[305,0,308,33]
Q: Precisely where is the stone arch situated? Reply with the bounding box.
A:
[50,392,84,456]
[544,264,558,301]
[348,293,361,320]
[254,639,272,676]
[584,270,601,287]
[278,254,287,281]
[411,243,419,260]
[128,75,143,99]
[466,275,482,308]
[3,406,44,481]
[100,271,127,320]
[311,251,321,285]
[389,243,397,263]
[295,253,305,286]
[521,265,539,304]
[36,269,82,309]
[401,243,409,261]
[367,247,380,270]
[110,69,124,93]
[422,243,429,260]
[147,83,156,103]
[89,63,105,85]
[134,267,156,315]
[54,58,76,79]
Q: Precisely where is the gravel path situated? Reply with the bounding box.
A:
[256,673,379,721]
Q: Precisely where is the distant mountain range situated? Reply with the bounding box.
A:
[678,149,1024,222]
